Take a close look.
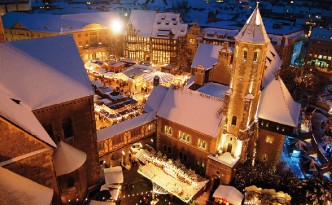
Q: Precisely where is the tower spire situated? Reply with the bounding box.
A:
[235,4,269,44]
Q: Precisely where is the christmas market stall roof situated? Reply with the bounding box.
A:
[0,92,56,147]
[0,35,93,110]
[258,78,301,127]
[104,166,123,185]
[89,200,116,205]
[213,185,244,205]
[143,71,174,84]
[53,141,87,176]
[0,167,53,205]
[157,88,224,137]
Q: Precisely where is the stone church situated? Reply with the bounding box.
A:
[156,5,301,184]
[0,35,99,204]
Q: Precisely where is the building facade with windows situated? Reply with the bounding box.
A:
[0,35,100,204]
[159,6,301,184]
[124,10,187,66]
[305,27,332,71]
[2,12,122,62]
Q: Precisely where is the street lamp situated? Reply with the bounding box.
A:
[111,19,123,34]
[110,18,124,60]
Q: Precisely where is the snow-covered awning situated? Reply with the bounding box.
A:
[143,71,174,83]
[89,200,116,205]
[53,141,87,176]
[104,166,123,185]
[0,167,53,205]
[213,185,243,205]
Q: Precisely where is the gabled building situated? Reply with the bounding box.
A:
[0,35,99,204]
[306,27,332,71]
[158,5,301,184]
[2,12,121,62]
[125,10,187,66]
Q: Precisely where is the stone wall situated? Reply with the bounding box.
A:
[0,117,59,203]
[157,117,217,175]
[33,96,99,187]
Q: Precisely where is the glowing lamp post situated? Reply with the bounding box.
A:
[110,19,124,59]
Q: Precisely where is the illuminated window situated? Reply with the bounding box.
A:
[164,125,173,136]
[178,131,191,143]
[147,123,154,131]
[243,50,248,61]
[318,55,322,59]
[328,56,332,60]
[235,46,238,58]
[198,139,207,150]
[253,51,259,62]
[231,116,237,126]
[265,136,274,144]
[189,38,195,45]
[262,154,268,161]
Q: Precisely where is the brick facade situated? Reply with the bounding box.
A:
[0,117,60,204]
[157,117,217,175]
[32,96,99,187]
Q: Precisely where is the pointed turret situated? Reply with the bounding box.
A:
[235,3,269,44]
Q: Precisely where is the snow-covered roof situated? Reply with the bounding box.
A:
[262,43,282,88]
[89,200,116,205]
[213,185,243,205]
[0,167,53,205]
[0,92,56,147]
[0,35,94,110]
[144,85,169,113]
[3,12,120,33]
[152,12,187,39]
[191,43,223,70]
[209,152,239,168]
[235,6,270,44]
[203,27,239,42]
[191,42,280,88]
[157,88,224,137]
[97,112,156,142]
[127,10,156,37]
[197,83,229,99]
[53,141,87,176]
[122,65,154,78]
[185,75,195,88]
[258,78,301,127]
[127,10,187,39]
[310,27,332,42]
[104,166,123,185]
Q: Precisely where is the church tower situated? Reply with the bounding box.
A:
[220,4,270,162]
